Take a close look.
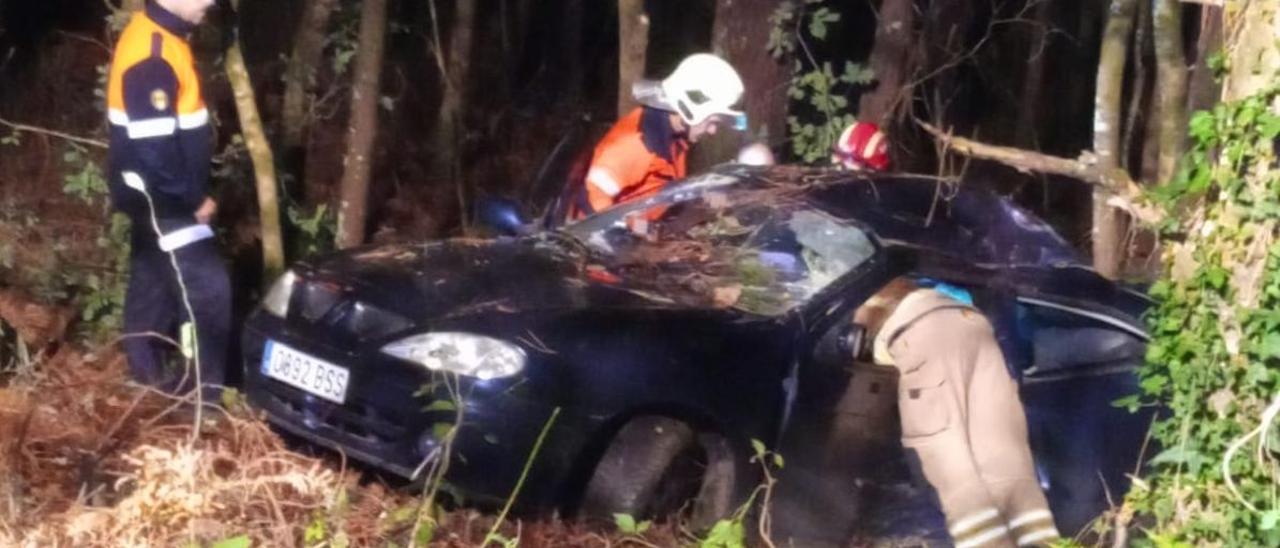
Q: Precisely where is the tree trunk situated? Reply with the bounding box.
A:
[859,0,917,127]
[1222,1,1280,102]
[617,0,650,118]
[559,0,584,106]
[430,0,476,177]
[1015,0,1053,147]
[1152,0,1187,184]
[689,0,790,171]
[335,0,388,249]
[1187,6,1223,112]
[281,0,338,153]
[428,0,476,229]
[224,4,284,279]
[1092,0,1139,279]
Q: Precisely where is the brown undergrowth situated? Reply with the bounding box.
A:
[0,334,679,547]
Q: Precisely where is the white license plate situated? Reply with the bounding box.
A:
[262,341,350,404]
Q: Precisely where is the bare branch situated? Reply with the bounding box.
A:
[0,118,107,149]
[916,119,1164,225]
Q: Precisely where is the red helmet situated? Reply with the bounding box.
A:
[833,122,890,171]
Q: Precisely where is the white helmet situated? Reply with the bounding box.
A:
[633,53,745,126]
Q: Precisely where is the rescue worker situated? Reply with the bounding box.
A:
[832,121,891,172]
[107,0,229,401]
[570,53,746,220]
[854,278,1059,547]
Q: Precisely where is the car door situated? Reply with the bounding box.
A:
[1008,283,1153,535]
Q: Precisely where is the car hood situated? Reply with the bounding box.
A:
[299,237,600,321]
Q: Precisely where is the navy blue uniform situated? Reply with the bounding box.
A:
[107,1,228,398]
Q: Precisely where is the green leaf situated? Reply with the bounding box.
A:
[1149,446,1204,468]
[424,399,457,413]
[700,518,746,548]
[1261,510,1280,530]
[1188,110,1217,144]
[431,422,455,440]
[750,439,767,458]
[211,536,251,548]
[1259,333,1280,360]
[1258,113,1280,139]
[1111,394,1142,412]
[614,513,638,534]
[414,518,436,546]
[304,516,326,544]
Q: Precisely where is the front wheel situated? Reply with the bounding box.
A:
[581,415,750,529]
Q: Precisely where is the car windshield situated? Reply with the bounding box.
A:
[563,174,876,316]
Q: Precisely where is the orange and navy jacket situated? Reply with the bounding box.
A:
[106,1,211,222]
[571,107,688,220]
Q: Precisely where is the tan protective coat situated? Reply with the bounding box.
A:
[876,289,1059,548]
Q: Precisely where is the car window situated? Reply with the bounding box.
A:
[577,188,876,315]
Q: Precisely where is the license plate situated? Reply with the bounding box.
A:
[262,340,350,404]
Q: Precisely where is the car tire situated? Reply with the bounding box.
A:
[581,415,747,529]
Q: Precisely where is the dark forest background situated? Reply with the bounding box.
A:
[0,0,1217,305]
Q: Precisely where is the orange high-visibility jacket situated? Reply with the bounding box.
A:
[106,2,211,222]
[573,107,688,219]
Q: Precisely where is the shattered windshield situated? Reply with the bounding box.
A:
[566,183,877,315]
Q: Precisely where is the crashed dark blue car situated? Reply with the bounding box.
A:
[241,164,1153,539]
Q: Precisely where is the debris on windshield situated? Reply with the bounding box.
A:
[713,284,743,308]
[579,182,876,315]
[790,210,876,289]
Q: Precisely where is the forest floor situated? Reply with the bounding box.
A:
[0,316,685,547]
[0,289,940,547]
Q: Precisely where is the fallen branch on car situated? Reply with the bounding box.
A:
[916,120,1164,225]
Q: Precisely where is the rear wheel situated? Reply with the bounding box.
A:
[581,415,747,529]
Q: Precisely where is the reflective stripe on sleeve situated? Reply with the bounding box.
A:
[159,224,215,252]
[126,117,177,139]
[1008,509,1054,529]
[948,508,1001,537]
[1016,527,1060,546]
[177,108,209,129]
[956,525,1011,548]
[586,167,622,197]
[108,109,130,126]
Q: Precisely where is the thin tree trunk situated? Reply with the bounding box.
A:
[335,0,388,249]
[1092,0,1139,279]
[224,2,284,279]
[560,0,584,106]
[428,0,476,228]
[430,0,476,177]
[1152,0,1187,184]
[860,0,917,127]
[282,0,338,153]
[617,0,649,118]
[1016,0,1053,147]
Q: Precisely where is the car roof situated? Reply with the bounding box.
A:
[572,164,1083,269]
[564,164,1149,325]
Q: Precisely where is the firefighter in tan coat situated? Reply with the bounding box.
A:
[855,278,1060,547]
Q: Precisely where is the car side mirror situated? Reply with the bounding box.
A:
[477,197,534,236]
[813,321,869,368]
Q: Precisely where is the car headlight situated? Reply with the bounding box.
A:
[261,270,297,317]
[381,332,526,380]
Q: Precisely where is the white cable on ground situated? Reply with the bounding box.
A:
[122,171,206,442]
[1221,388,1280,513]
